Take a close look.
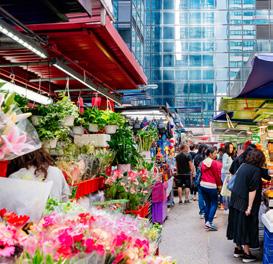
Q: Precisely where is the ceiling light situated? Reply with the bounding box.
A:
[0,20,47,59]
[0,81,52,105]
[53,60,121,105]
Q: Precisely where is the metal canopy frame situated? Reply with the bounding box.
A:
[0,17,121,104]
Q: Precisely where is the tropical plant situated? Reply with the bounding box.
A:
[74,116,85,127]
[101,110,126,127]
[55,93,79,119]
[108,127,141,166]
[137,125,158,152]
[83,108,105,129]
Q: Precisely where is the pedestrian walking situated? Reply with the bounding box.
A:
[227,149,266,263]
[176,144,195,204]
[194,144,208,217]
[200,148,222,231]
[221,142,234,213]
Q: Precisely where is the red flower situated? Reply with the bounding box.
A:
[73,234,84,243]
[58,230,73,248]
[4,212,29,227]
[113,252,125,264]
[0,208,7,218]
[113,232,130,247]
[85,238,95,253]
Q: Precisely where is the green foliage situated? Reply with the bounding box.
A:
[101,110,126,127]
[83,108,105,129]
[108,127,141,166]
[55,93,79,119]
[137,125,158,152]
[74,116,85,126]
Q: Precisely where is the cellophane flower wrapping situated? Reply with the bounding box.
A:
[0,204,175,263]
[0,94,41,160]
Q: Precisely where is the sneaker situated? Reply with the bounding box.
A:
[205,222,218,231]
[179,200,183,204]
[184,199,190,203]
[242,253,257,263]
[193,196,197,201]
[234,248,244,258]
[199,214,205,219]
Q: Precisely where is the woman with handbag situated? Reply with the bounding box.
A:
[227,149,266,263]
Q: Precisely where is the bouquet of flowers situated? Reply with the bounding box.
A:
[104,169,154,210]
[0,93,41,160]
[0,206,175,263]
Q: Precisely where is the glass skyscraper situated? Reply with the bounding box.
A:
[114,0,273,127]
[114,0,145,66]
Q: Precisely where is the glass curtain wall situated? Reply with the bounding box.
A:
[144,0,273,127]
[114,0,145,66]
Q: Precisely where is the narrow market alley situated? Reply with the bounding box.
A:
[160,200,262,264]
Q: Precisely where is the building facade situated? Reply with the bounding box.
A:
[114,0,145,66]
[114,0,273,127]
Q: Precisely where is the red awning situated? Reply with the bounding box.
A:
[25,16,147,90]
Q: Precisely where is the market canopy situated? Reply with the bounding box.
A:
[238,54,273,99]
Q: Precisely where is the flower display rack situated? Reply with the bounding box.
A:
[71,176,105,199]
[125,201,150,218]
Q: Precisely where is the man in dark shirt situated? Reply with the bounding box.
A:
[176,144,195,204]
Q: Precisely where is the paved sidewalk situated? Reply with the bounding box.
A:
[159,200,262,264]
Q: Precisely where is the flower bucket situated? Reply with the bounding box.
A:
[125,201,150,218]
[105,125,118,134]
[88,124,99,133]
[0,160,8,177]
[73,126,84,135]
[72,177,103,199]
[31,115,41,126]
[61,115,75,127]
[43,138,58,149]
[117,164,131,174]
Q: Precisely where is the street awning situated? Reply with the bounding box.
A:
[238,54,273,98]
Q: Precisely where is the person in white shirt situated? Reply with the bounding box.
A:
[221,142,234,213]
[9,148,70,201]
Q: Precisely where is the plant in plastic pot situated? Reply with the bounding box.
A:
[137,125,158,157]
[102,110,126,134]
[56,93,79,127]
[73,117,85,135]
[83,108,105,132]
[36,111,70,149]
[108,127,142,173]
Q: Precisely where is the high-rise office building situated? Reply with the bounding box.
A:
[114,0,273,127]
[113,0,145,67]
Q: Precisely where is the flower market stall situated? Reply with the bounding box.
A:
[0,90,175,263]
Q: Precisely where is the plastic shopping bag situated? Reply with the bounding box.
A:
[0,177,52,221]
[220,173,231,197]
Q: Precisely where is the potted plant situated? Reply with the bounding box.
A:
[73,117,85,135]
[36,111,70,149]
[137,125,158,159]
[83,108,105,132]
[29,105,48,126]
[56,93,79,127]
[102,111,126,134]
[108,127,141,173]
